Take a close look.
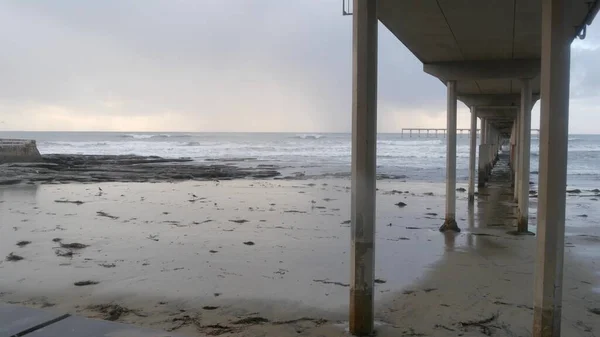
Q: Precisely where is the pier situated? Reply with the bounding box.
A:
[401,128,476,137]
[400,128,540,138]
[347,0,599,335]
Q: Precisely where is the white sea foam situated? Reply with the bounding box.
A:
[6,131,597,185]
[295,134,325,139]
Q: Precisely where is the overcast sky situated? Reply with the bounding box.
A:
[0,1,598,133]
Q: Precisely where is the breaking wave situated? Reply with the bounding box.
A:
[180,141,201,146]
[294,134,325,140]
[120,134,191,139]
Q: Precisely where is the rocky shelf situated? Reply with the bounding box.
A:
[0,154,281,185]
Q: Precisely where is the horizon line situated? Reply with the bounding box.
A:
[1,130,599,135]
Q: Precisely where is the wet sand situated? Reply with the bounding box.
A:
[1,178,599,336]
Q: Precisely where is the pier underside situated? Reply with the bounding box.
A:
[349,0,599,335]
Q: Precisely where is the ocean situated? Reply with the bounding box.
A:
[1,131,599,188]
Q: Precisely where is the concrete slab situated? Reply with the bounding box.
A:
[0,303,68,337]
[25,315,183,337]
[0,139,42,164]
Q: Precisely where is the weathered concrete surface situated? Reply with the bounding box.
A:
[0,139,42,164]
[0,154,280,185]
[468,106,477,202]
[533,0,572,334]
[350,0,378,334]
[440,80,460,232]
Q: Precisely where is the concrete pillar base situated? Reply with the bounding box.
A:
[439,218,460,232]
[478,169,486,188]
[349,288,374,336]
[517,215,529,233]
[533,307,561,337]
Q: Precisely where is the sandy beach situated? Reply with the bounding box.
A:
[1,178,599,336]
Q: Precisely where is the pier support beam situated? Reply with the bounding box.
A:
[485,121,492,180]
[478,118,487,187]
[349,0,377,335]
[533,0,571,335]
[518,79,533,233]
[510,123,517,179]
[514,113,521,201]
[440,80,460,232]
[468,106,477,203]
[488,126,495,175]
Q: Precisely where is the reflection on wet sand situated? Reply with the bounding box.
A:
[0,166,599,336]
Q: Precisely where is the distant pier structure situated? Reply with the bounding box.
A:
[401,128,476,138]
[401,128,539,138]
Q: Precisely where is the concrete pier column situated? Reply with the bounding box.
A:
[349,0,377,334]
[533,0,571,335]
[486,125,491,175]
[494,128,500,162]
[518,79,533,233]
[468,106,478,203]
[510,123,517,182]
[514,113,521,201]
[488,126,495,171]
[440,80,460,232]
[478,118,487,187]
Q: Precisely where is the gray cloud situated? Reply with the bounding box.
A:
[0,1,597,132]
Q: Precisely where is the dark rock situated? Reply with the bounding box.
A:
[6,252,24,261]
[232,317,269,325]
[395,202,407,208]
[60,242,88,249]
[0,154,282,185]
[74,280,99,286]
[16,240,31,247]
[456,187,466,192]
[243,241,255,246]
[54,199,84,205]
[567,189,582,194]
